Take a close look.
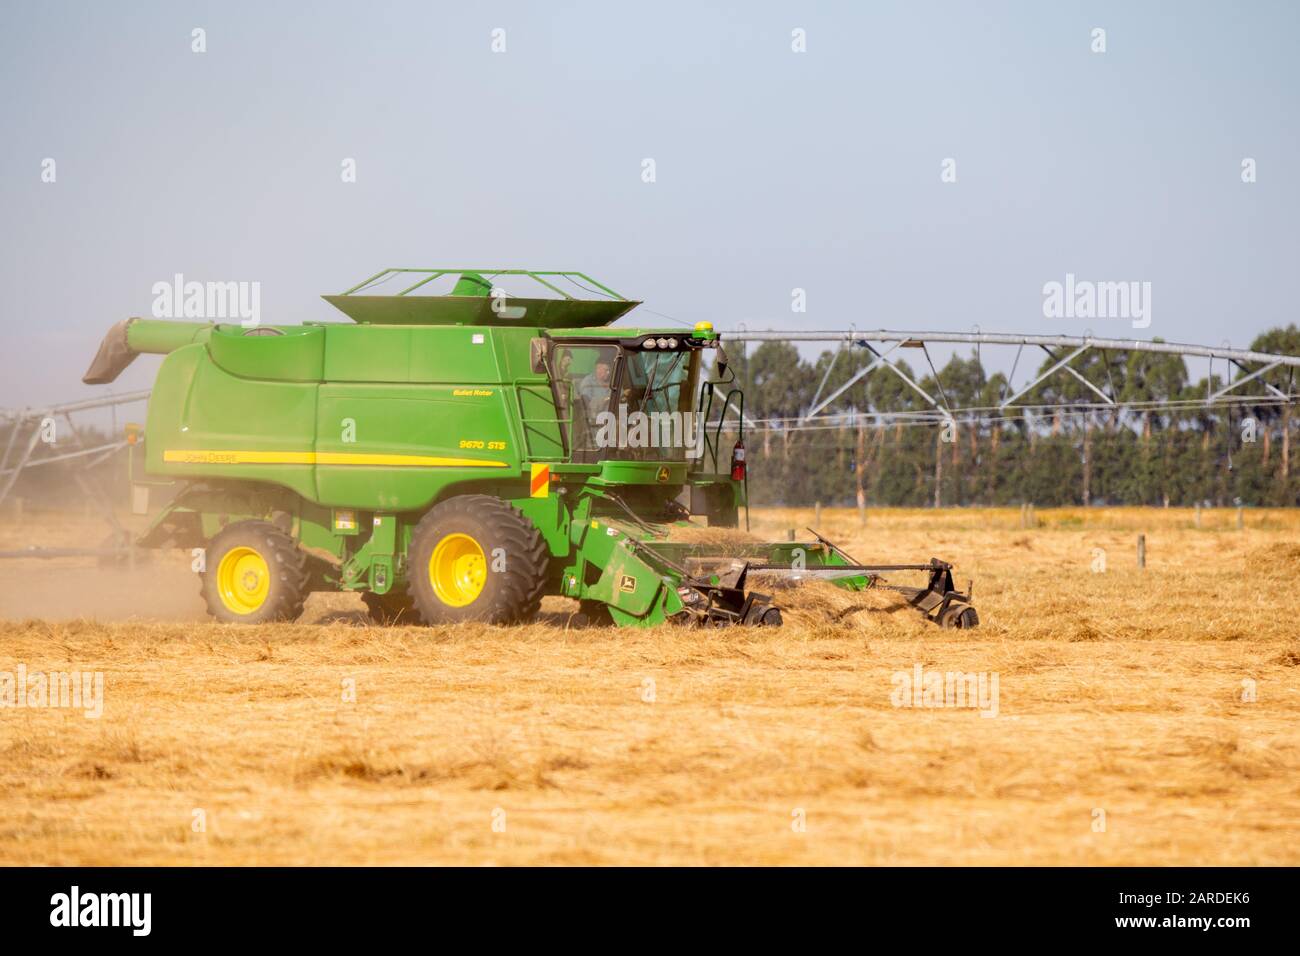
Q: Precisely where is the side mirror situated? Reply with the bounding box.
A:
[529,338,549,374]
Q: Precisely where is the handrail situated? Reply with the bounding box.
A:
[719,388,744,466]
[698,381,744,473]
[699,381,715,469]
[513,382,571,462]
[340,269,628,301]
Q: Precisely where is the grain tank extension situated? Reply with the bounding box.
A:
[83,268,978,628]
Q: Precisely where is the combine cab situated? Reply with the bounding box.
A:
[83,268,978,629]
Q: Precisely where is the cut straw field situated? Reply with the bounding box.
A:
[0,506,1298,865]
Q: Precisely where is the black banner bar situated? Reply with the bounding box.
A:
[0,867,1287,943]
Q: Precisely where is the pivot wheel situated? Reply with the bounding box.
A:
[938,603,980,629]
[362,590,416,625]
[407,495,549,625]
[201,521,309,624]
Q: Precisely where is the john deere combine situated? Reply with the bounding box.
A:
[82,268,979,629]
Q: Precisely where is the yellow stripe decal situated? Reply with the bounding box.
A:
[164,450,509,468]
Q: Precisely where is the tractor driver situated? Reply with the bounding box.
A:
[577,358,613,409]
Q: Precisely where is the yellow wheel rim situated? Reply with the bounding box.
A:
[216,545,270,615]
[429,533,487,607]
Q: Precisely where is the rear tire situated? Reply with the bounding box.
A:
[201,521,309,624]
[407,495,549,625]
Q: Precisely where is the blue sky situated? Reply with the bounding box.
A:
[2,0,1297,405]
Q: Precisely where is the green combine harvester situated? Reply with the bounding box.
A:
[82,268,979,629]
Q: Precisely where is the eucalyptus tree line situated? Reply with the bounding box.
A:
[729,326,1300,508]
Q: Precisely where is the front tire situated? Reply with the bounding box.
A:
[407,495,549,624]
[201,521,309,624]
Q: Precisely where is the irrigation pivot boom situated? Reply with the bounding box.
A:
[723,329,1300,427]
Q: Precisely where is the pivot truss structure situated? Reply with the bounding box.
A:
[0,390,150,509]
[723,329,1300,432]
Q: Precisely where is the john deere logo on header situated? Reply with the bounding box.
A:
[656,467,671,483]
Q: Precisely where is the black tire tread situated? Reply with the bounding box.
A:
[200,520,309,624]
[406,495,549,625]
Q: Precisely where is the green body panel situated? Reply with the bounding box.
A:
[144,324,558,511]
[208,325,325,381]
[591,461,688,486]
[320,324,513,382]
[144,344,320,501]
[312,383,516,508]
[513,494,571,559]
